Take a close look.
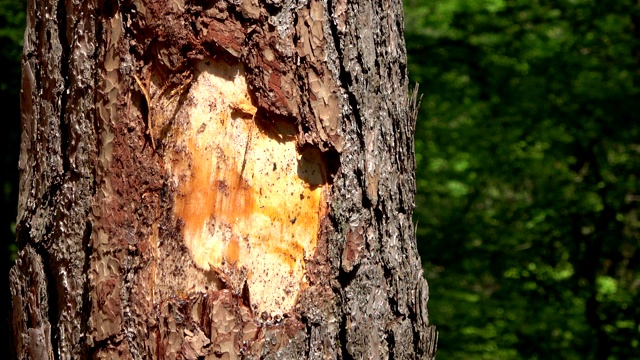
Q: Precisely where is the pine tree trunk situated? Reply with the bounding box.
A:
[10,0,436,358]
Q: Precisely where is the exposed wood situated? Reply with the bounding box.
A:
[10,0,436,358]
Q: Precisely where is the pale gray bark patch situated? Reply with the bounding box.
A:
[324,0,436,357]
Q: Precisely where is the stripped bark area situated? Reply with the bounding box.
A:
[10,0,436,358]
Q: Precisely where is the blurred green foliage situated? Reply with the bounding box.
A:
[405,0,640,358]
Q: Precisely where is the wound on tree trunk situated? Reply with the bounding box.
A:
[10,0,437,358]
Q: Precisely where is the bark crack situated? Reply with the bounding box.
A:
[33,242,60,360]
[326,0,365,153]
[80,220,94,358]
[56,0,71,174]
[387,328,396,360]
[338,307,354,360]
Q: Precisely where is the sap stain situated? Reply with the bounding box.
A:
[164,60,328,317]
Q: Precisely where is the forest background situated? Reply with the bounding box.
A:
[1,0,638,358]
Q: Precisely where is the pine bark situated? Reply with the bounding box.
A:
[10,0,436,358]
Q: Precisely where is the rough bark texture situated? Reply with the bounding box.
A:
[10,0,437,358]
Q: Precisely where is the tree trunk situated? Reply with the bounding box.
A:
[10,0,436,358]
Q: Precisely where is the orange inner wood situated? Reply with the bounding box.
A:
[164,60,327,316]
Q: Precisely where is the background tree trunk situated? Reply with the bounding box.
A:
[10,0,436,358]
